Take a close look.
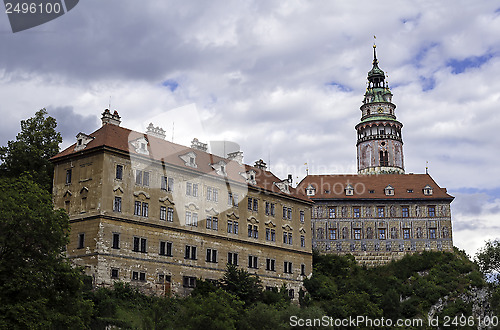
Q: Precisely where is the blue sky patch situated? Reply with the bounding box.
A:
[419,75,435,91]
[413,42,439,68]
[326,81,352,92]
[162,79,179,92]
[446,53,493,74]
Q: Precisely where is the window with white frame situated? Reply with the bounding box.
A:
[159,241,172,256]
[247,225,258,239]
[114,196,122,212]
[266,258,275,271]
[115,165,123,180]
[135,170,150,186]
[142,202,149,217]
[133,237,147,253]
[354,229,361,240]
[160,206,166,220]
[167,207,174,222]
[184,245,197,259]
[329,228,336,240]
[183,276,196,288]
[227,252,238,265]
[248,255,258,269]
[284,261,293,274]
[206,248,218,263]
[161,176,174,192]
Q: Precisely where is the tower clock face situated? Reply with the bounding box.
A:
[377,107,383,113]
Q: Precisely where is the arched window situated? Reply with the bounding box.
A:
[380,150,389,166]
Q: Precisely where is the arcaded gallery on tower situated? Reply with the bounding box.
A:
[298,46,454,266]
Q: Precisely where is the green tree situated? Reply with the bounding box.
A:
[0,176,93,329]
[219,264,263,306]
[476,239,500,280]
[174,288,243,329]
[0,109,62,191]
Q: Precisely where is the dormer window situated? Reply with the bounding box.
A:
[274,180,290,194]
[179,152,197,168]
[306,184,316,196]
[345,184,354,196]
[240,170,257,185]
[423,185,433,196]
[130,137,149,155]
[74,133,94,152]
[210,160,227,176]
[384,185,394,196]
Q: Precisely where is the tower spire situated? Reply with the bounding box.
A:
[355,43,405,175]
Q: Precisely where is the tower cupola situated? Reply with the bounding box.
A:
[356,44,404,175]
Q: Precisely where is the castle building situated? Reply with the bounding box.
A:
[51,110,313,297]
[298,46,454,266]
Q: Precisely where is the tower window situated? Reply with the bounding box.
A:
[380,150,389,166]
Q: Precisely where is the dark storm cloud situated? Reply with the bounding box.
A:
[0,1,361,90]
[47,106,99,143]
[0,1,220,82]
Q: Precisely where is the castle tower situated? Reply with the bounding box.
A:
[356,45,404,174]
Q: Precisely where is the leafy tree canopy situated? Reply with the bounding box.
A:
[219,264,264,305]
[476,239,500,280]
[0,175,92,329]
[0,108,62,191]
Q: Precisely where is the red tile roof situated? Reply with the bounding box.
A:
[51,123,311,203]
[297,174,453,201]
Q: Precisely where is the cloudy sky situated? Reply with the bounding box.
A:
[1,0,499,257]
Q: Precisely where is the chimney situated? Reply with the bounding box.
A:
[101,109,121,126]
[254,159,267,170]
[191,138,208,152]
[146,123,166,139]
[227,151,243,165]
[287,174,293,184]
